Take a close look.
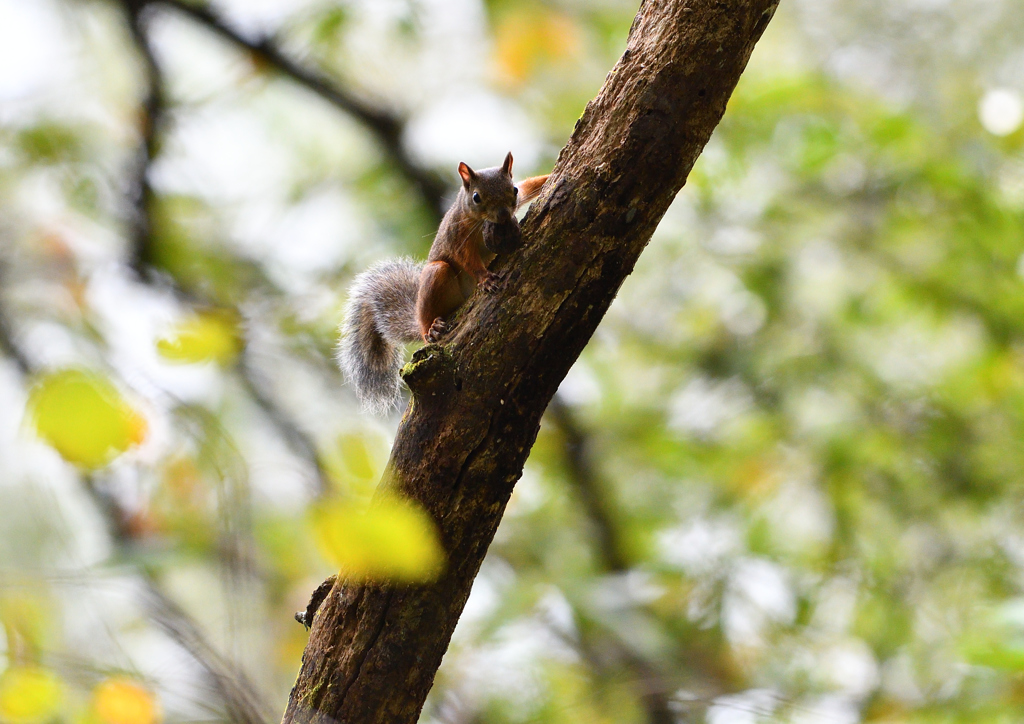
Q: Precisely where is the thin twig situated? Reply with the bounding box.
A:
[121,0,165,278]
[0,295,31,376]
[144,582,273,724]
[238,356,330,498]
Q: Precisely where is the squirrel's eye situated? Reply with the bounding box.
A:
[513,186,519,197]
[472,192,481,204]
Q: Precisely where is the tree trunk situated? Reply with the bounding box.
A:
[282,1,780,722]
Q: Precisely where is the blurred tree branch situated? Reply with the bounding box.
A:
[284,2,780,723]
[547,396,629,573]
[0,288,31,377]
[122,0,165,278]
[547,396,737,722]
[115,0,332,498]
[140,0,448,219]
[546,396,678,724]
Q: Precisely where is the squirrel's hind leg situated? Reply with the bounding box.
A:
[417,261,464,342]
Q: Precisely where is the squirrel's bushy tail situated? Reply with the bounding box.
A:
[337,258,423,414]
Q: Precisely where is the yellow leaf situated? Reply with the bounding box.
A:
[337,433,378,481]
[0,594,50,652]
[493,9,581,85]
[93,678,159,724]
[0,667,62,724]
[27,370,147,469]
[323,432,387,496]
[310,496,445,583]
[156,312,240,366]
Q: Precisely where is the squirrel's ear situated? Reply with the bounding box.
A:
[501,152,513,177]
[458,162,475,186]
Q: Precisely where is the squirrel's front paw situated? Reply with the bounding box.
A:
[480,272,502,294]
[425,317,447,343]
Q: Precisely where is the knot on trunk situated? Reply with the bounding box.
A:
[401,344,458,403]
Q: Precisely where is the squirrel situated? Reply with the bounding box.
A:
[337,152,549,414]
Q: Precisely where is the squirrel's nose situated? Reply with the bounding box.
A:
[494,207,513,225]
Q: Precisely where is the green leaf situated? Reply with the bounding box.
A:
[16,123,83,164]
[964,641,1024,672]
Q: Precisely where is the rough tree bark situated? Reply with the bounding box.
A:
[283,1,779,722]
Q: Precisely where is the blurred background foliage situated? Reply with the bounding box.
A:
[1,0,1023,722]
